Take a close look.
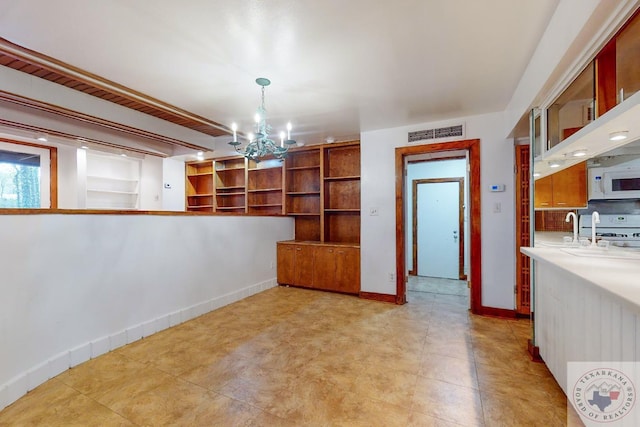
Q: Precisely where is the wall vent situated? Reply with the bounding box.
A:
[408,123,465,143]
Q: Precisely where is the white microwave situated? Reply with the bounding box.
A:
[589,167,640,200]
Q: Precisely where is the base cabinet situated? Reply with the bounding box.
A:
[277,241,360,294]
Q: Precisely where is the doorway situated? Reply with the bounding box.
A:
[413,177,465,279]
[395,139,482,314]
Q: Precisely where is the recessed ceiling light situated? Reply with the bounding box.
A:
[571,149,587,157]
[533,172,541,177]
[548,160,563,168]
[36,133,48,142]
[609,131,628,141]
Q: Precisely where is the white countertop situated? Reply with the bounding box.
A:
[521,245,640,314]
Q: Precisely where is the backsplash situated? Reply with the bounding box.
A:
[578,199,640,215]
[535,210,575,232]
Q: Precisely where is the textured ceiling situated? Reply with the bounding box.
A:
[0,0,560,145]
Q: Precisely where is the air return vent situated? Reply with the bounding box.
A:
[408,124,465,143]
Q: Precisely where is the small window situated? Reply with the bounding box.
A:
[0,140,54,209]
[0,149,41,208]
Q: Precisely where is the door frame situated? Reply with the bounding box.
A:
[412,177,465,279]
[395,139,481,315]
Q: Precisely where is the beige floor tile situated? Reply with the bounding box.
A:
[419,352,478,389]
[412,378,484,426]
[2,281,569,426]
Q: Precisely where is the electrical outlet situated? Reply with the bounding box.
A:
[389,272,395,282]
[370,207,379,216]
[493,202,501,213]
[270,261,274,269]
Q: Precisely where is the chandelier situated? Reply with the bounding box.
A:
[228,78,296,161]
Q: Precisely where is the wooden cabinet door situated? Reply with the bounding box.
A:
[277,244,295,285]
[312,246,337,291]
[294,245,315,287]
[534,175,553,208]
[335,247,360,294]
[552,162,586,208]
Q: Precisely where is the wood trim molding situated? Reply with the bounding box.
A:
[359,291,397,304]
[0,119,166,158]
[477,306,517,318]
[0,37,230,138]
[396,139,481,312]
[528,339,543,362]
[0,90,209,152]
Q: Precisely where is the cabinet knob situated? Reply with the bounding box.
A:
[328,249,334,253]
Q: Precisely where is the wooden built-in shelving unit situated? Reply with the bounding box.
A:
[247,158,285,215]
[185,160,214,212]
[214,157,246,213]
[184,141,361,294]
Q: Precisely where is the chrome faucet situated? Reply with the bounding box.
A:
[565,212,578,243]
[591,211,600,246]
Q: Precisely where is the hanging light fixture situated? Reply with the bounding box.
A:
[228,78,296,161]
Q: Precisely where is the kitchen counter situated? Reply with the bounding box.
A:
[521,245,640,395]
[521,246,640,314]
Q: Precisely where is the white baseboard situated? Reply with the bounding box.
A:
[0,278,277,411]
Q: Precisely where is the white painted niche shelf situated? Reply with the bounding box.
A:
[81,151,141,210]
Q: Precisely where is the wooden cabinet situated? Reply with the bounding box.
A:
[534,162,587,209]
[186,160,214,212]
[277,241,360,294]
[214,157,246,213]
[277,242,314,287]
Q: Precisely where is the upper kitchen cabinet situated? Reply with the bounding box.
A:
[616,10,640,105]
[546,62,594,150]
[534,162,587,209]
[534,9,640,180]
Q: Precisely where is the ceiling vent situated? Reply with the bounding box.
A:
[408,123,465,144]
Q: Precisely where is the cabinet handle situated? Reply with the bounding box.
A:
[296,248,301,251]
[338,250,345,254]
[556,202,566,205]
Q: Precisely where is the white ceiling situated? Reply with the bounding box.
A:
[0,0,560,145]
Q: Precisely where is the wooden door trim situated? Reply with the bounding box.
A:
[412,177,465,279]
[395,139,481,314]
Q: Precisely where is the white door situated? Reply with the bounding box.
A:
[417,181,460,279]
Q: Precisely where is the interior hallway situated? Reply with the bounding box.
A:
[0,285,575,426]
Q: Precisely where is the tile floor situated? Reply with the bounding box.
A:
[407,275,469,297]
[0,282,577,426]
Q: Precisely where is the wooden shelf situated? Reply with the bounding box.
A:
[187,193,214,197]
[325,209,361,213]
[287,191,320,196]
[287,165,320,171]
[289,212,321,216]
[248,188,282,193]
[187,172,214,177]
[216,192,245,196]
[216,167,245,172]
[188,205,214,209]
[216,206,245,210]
[216,185,245,190]
[248,204,283,208]
[324,175,361,181]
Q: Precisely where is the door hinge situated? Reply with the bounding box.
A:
[467,281,471,289]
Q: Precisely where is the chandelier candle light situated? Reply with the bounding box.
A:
[228,78,296,161]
